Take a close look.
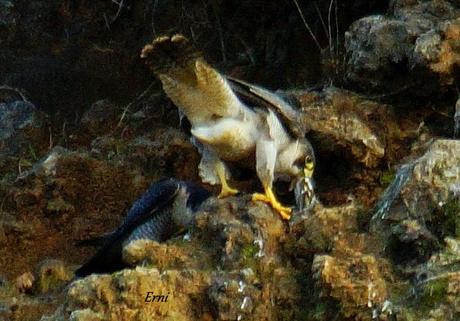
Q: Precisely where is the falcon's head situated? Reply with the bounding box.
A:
[291,139,316,212]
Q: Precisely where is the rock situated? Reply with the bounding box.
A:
[288,202,363,255]
[10,259,73,295]
[208,272,261,321]
[123,239,212,271]
[80,100,121,137]
[0,100,48,157]
[41,196,309,321]
[454,96,460,138]
[345,1,460,95]
[291,86,429,207]
[90,127,200,179]
[413,18,460,85]
[15,272,35,293]
[41,192,401,321]
[12,146,147,220]
[345,15,413,90]
[287,201,399,320]
[0,0,18,45]
[312,254,388,319]
[395,266,460,321]
[0,212,37,246]
[0,86,28,104]
[294,87,388,167]
[372,139,460,266]
[2,2,460,320]
[1,146,150,284]
[46,197,75,216]
[64,268,212,321]
[35,259,72,294]
[373,139,460,224]
[292,86,424,171]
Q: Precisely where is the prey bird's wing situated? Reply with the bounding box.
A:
[120,178,181,234]
[227,76,306,138]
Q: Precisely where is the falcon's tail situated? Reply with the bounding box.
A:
[140,34,202,75]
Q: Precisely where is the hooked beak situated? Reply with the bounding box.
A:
[294,176,316,212]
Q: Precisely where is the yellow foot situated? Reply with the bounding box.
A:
[218,185,239,198]
[215,162,238,198]
[252,192,292,220]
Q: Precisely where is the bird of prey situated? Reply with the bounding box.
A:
[75,178,210,277]
[141,34,315,220]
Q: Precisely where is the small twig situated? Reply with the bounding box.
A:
[48,126,53,150]
[28,144,38,161]
[0,85,29,102]
[74,110,80,125]
[117,81,157,128]
[62,121,67,147]
[151,0,159,36]
[120,126,131,141]
[211,0,226,63]
[292,0,323,52]
[416,273,453,287]
[313,2,329,40]
[237,37,256,66]
[64,28,70,43]
[103,13,111,31]
[111,0,124,24]
[355,84,416,100]
[327,0,334,56]
[335,0,339,59]
[430,106,451,118]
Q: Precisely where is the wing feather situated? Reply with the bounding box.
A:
[227,77,306,138]
[266,109,291,148]
[194,59,246,118]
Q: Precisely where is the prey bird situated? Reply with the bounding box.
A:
[141,34,315,220]
[75,178,210,277]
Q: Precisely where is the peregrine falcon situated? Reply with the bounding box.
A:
[75,178,210,277]
[141,34,315,220]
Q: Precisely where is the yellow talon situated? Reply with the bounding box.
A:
[252,193,270,203]
[252,185,292,220]
[216,162,238,198]
[218,184,239,198]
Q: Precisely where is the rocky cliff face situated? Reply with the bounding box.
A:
[1,1,460,321]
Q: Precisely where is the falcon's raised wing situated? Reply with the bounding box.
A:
[226,76,307,138]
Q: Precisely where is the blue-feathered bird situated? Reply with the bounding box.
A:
[75,178,210,277]
[141,34,316,220]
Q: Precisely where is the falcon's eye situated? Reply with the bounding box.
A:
[303,155,314,177]
[293,158,304,169]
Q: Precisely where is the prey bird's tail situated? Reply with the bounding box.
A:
[140,34,202,76]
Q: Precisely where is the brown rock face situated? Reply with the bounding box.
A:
[345,1,460,96]
[3,1,460,320]
[312,255,388,320]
